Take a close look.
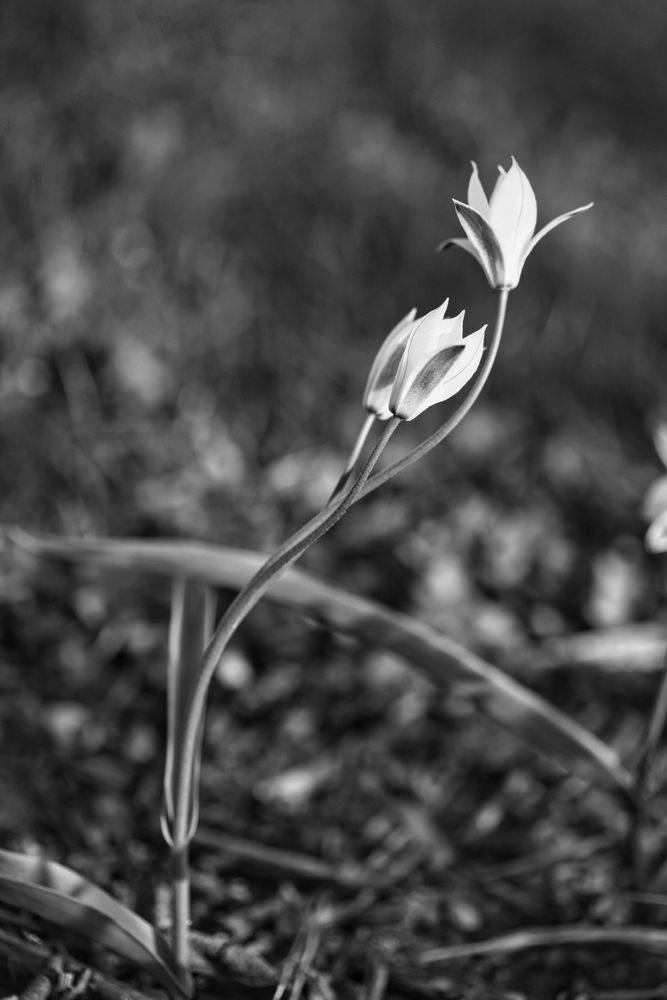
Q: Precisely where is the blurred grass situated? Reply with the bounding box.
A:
[0,0,666,538]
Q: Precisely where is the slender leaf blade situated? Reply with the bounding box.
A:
[162,579,216,846]
[8,530,635,800]
[0,848,191,998]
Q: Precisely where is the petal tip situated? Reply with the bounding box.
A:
[436,236,464,252]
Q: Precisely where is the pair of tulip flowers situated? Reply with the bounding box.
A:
[366,158,591,422]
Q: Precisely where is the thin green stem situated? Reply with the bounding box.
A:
[170,845,190,974]
[356,286,510,502]
[328,412,376,503]
[169,416,400,968]
[169,286,510,969]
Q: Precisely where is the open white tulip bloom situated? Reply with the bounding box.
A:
[439,158,593,289]
[382,301,486,421]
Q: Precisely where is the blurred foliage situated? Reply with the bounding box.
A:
[0,0,666,538]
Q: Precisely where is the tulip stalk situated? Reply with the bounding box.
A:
[169,415,401,970]
[328,412,376,502]
[168,292,509,970]
[163,156,591,980]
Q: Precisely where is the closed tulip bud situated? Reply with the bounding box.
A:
[439,158,592,289]
[363,306,419,420]
[383,301,486,421]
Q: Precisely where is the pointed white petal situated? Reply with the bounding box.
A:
[419,325,487,413]
[466,161,490,218]
[390,343,464,420]
[391,325,487,420]
[523,202,594,257]
[453,200,506,287]
[437,236,485,267]
[488,158,537,275]
[389,304,459,417]
[401,305,465,371]
[363,308,418,419]
[517,202,593,280]
[487,162,507,204]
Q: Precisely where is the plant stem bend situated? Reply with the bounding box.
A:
[170,416,400,968]
[169,286,510,969]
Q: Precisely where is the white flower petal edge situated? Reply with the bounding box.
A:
[451,201,506,287]
[488,157,537,267]
[437,235,486,268]
[400,304,465,368]
[517,202,594,280]
[467,161,490,217]
[387,300,487,421]
[416,325,486,414]
[364,307,419,420]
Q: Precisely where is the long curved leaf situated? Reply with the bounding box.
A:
[8,529,635,800]
[0,847,190,997]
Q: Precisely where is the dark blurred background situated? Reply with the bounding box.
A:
[0,0,665,562]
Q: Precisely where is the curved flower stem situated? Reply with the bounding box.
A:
[328,412,376,503]
[169,287,509,968]
[356,286,510,502]
[170,416,401,969]
[170,845,190,977]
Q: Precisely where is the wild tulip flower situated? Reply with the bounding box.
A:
[365,300,486,422]
[439,157,592,289]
